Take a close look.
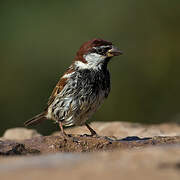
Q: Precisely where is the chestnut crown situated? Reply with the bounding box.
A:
[75,38,122,64]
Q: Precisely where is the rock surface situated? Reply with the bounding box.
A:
[2,128,41,140]
[0,146,180,180]
[0,135,180,154]
[64,121,180,137]
[2,122,180,140]
[0,122,180,180]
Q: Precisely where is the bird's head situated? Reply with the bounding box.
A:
[74,38,123,70]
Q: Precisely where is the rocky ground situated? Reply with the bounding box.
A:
[0,122,180,180]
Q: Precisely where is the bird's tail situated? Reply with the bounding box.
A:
[24,112,47,126]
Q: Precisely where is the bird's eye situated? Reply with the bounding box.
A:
[92,46,111,55]
[97,48,103,54]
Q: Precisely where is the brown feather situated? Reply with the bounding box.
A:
[24,112,47,126]
[47,77,68,106]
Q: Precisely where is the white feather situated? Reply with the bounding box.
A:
[75,53,106,70]
[62,72,75,78]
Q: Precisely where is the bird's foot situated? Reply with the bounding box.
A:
[84,123,99,138]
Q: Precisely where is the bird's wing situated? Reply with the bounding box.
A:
[47,77,67,107]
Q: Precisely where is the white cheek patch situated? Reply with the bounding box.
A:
[75,53,106,70]
[84,53,103,62]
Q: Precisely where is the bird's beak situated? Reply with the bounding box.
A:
[107,46,123,57]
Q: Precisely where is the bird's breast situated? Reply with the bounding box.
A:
[48,68,111,126]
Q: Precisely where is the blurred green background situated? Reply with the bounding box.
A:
[0,0,180,135]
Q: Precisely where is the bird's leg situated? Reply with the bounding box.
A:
[58,121,67,137]
[85,123,97,137]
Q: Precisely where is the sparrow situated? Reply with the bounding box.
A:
[24,38,123,136]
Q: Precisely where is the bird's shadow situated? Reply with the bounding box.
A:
[103,136,151,142]
[120,136,151,141]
